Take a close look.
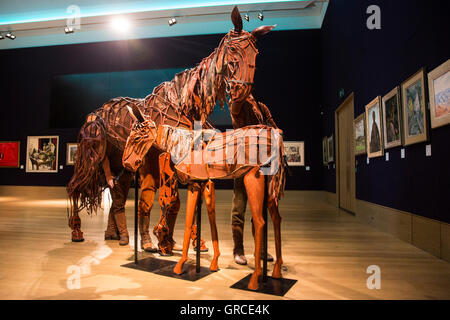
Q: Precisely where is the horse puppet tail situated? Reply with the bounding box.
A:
[67,116,108,235]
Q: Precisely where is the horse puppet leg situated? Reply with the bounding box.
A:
[203,180,220,272]
[173,183,201,275]
[243,167,265,290]
[69,197,84,242]
[268,196,283,279]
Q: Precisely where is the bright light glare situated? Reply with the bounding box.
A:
[110,17,131,32]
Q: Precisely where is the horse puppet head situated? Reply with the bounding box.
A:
[192,6,275,121]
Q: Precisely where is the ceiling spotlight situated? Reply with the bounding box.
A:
[64,27,74,34]
[111,17,131,33]
[244,13,249,22]
[6,32,16,40]
[258,12,264,21]
[168,17,177,26]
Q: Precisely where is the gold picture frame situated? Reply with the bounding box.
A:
[283,141,305,166]
[26,136,59,173]
[353,113,366,156]
[66,143,78,166]
[365,96,384,158]
[322,137,328,165]
[382,86,403,149]
[327,135,334,163]
[428,59,450,129]
[401,68,428,145]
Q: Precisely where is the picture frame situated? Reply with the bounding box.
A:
[322,137,328,165]
[66,143,78,166]
[428,59,450,129]
[401,68,428,145]
[26,136,59,173]
[365,96,384,158]
[327,135,334,163]
[0,141,20,168]
[382,86,403,149]
[353,113,366,156]
[283,141,305,166]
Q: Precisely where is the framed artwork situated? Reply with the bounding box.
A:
[26,136,59,173]
[283,141,305,166]
[382,86,403,149]
[365,96,384,158]
[322,137,328,165]
[401,68,428,145]
[0,141,20,168]
[327,135,334,163]
[428,59,450,128]
[66,143,78,166]
[353,113,366,156]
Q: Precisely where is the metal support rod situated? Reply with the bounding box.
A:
[196,192,202,273]
[134,171,139,265]
[262,175,268,283]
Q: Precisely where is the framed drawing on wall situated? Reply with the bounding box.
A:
[365,96,384,158]
[0,141,20,168]
[327,135,334,163]
[401,68,428,145]
[428,59,450,128]
[66,143,78,165]
[26,136,59,173]
[353,113,366,156]
[283,141,305,166]
[322,137,328,165]
[382,86,403,149]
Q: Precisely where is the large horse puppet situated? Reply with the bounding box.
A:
[67,7,276,255]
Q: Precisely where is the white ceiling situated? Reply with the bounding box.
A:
[0,0,328,50]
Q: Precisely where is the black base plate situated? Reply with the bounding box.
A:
[230,274,297,296]
[122,257,212,281]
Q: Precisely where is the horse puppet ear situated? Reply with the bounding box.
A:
[251,25,276,38]
[231,6,243,34]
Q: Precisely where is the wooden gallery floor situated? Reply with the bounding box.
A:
[0,186,449,300]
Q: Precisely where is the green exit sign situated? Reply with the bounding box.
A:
[339,88,345,99]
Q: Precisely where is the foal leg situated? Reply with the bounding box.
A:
[138,163,158,253]
[243,168,265,290]
[268,197,283,278]
[173,183,200,275]
[204,180,220,271]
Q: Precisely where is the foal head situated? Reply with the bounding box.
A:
[122,105,158,172]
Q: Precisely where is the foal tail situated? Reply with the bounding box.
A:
[67,116,107,222]
[268,136,287,205]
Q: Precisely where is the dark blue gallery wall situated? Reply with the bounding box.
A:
[320,0,450,223]
[0,29,323,190]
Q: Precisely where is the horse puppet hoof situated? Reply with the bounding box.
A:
[159,251,174,257]
[71,231,84,242]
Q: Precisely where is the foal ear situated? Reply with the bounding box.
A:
[251,25,276,38]
[127,105,145,123]
[231,6,243,34]
[127,106,137,121]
